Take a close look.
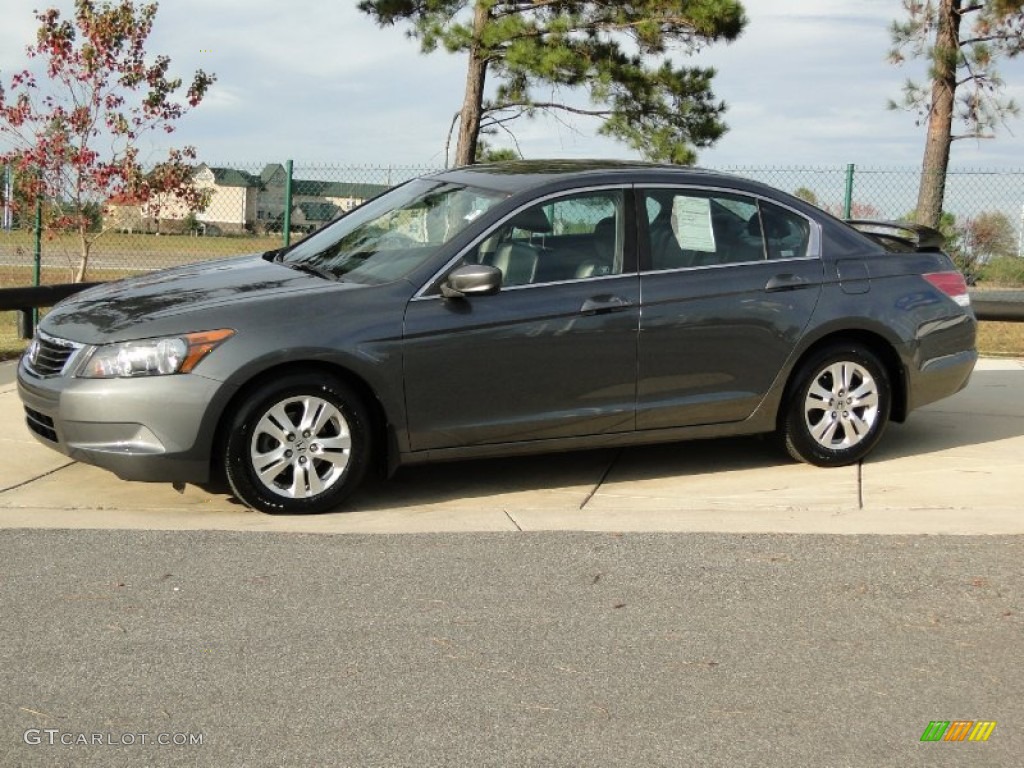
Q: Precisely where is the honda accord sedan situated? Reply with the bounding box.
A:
[18,161,978,513]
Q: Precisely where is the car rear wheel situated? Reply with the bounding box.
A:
[223,373,371,514]
[781,345,891,467]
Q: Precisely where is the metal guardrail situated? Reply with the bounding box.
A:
[0,282,104,312]
[0,282,103,338]
[1,283,1023,340]
[970,290,1024,322]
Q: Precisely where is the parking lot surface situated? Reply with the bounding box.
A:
[1,357,1021,534]
[1,357,1021,767]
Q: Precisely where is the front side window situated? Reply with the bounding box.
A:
[466,190,626,287]
[280,179,506,284]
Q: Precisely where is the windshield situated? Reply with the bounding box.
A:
[280,179,506,284]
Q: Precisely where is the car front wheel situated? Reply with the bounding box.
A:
[223,373,371,514]
[781,345,891,467]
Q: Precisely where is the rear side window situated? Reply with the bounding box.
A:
[643,190,814,270]
[758,200,811,260]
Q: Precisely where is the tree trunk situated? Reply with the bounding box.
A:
[914,0,962,229]
[75,228,90,283]
[454,2,490,167]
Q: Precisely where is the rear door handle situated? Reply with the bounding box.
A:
[580,295,633,315]
[765,274,817,292]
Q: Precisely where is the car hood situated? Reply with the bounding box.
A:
[41,253,363,343]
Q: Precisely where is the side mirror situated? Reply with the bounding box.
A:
[440,264,503,298]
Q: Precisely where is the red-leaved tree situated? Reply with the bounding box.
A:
[0,1,215,281]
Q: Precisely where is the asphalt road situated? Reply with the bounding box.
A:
[1,529,1020,768]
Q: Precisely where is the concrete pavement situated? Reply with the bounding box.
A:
[1,357,1022,535]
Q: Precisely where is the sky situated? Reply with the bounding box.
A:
[1,0,1023,171]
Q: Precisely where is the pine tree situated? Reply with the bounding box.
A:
[358,0,746,166]
[889,0,1024,228]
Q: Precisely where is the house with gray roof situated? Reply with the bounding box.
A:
[193,164,263,234]
[257,164,388,233]
[108,163,391,237]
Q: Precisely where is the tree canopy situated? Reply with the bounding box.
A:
[889,0,1024,228]
[359,0,747,166]
[0,1,214,281]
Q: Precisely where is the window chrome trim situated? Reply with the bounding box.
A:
[642,255,820,277]
[473,271,637,294]
[412,184,631,301]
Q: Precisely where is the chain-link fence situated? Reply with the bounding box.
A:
[728,166,1024,278]
[727,165,1024,228]
[0,162,436,284]
[2,162,1023,285]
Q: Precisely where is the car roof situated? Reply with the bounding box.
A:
[431,159,750,195]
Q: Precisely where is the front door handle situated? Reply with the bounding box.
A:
[580,295,633,315]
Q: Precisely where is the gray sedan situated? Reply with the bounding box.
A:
[18,161,977,513]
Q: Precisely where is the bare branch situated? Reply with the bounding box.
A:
[488,100,613,118]
[951,132,995,141]
[492,119,524,158]
[491,0,566,18]
[480,108,529,129]
[960,34,1018,46]
[443,110,460,169]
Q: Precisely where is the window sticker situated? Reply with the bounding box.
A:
[671,196,716,252]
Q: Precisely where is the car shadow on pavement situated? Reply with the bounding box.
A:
[344,436,782,513]
[342,368,1023,513]
[868,367,1024,462]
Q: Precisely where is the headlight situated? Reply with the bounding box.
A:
[78,329,234,378]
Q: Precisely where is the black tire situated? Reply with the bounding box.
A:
[223,373,371,514]
[781,345,891,467]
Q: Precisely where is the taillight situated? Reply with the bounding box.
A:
[923,271,970,308]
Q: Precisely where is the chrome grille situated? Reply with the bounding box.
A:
[25,331,84,377]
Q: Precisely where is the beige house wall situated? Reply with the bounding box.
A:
[193,168,256,234]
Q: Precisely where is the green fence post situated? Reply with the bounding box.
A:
[843,163,855,219]
[283,159,293,248]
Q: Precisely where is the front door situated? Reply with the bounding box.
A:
[403,188,640,451]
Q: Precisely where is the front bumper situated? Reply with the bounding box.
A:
[17,358,230,484]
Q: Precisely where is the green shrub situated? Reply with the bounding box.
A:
[979,256,1024,287]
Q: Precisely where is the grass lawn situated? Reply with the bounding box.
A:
[0,228,284,260]
[976,321,1024,358]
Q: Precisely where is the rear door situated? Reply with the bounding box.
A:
[637,187,824,430]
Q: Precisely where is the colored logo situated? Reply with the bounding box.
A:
[920,721,996,742]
